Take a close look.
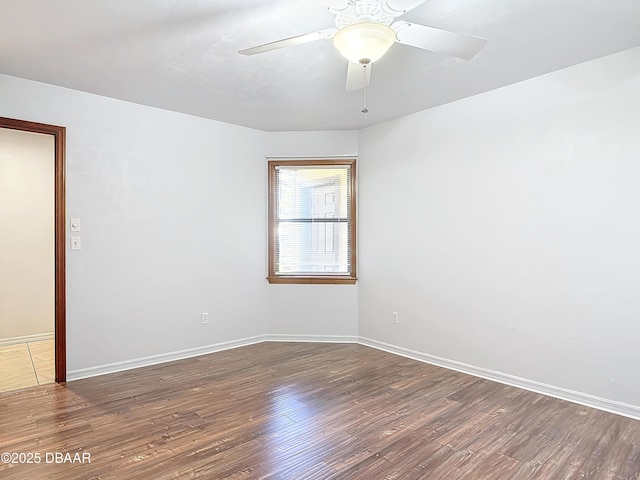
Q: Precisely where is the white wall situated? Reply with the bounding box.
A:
[0,128,54,340]
[0,74,270,372]
[264,131,359,339]
[358,46,640,407]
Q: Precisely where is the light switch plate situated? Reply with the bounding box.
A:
[70,218,81,232]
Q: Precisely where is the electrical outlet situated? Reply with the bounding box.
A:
[392,312,399,324]
[201,312,209,325]
[70,236,82,250]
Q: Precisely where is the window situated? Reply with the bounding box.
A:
[268,158,356,284]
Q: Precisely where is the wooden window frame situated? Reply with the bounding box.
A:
[268,158,357,285]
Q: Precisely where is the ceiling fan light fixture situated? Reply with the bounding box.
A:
[333,22,396,64]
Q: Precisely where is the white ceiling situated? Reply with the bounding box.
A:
[1,0,639,132]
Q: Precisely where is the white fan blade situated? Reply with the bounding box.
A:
[239,28,337,55]
[382,0,429,16]
[392,21,486,60]
[345,61,372,91]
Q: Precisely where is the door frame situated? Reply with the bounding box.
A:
[0,116,66,382]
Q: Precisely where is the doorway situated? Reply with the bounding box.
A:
[0,117,66,386]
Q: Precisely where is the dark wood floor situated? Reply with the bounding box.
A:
[1,342,639,479]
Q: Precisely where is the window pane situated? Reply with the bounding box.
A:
[276,222,350,274]
[276,166,350,220]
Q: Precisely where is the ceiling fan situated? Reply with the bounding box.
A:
[239,0,487,91]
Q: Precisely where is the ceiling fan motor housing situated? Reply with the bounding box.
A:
[334,0,394,29]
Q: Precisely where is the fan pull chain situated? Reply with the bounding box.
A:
[361,63,368,121]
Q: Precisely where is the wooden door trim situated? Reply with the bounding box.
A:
[0,116,66,382]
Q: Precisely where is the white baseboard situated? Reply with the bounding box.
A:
[266,334,358,343]
[358,337,640,421]
[0,332,54,346]
[67,334,357,381]
[65,333,640,421]
[66,335,266,382]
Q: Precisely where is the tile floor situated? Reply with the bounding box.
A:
[0,340,55,393]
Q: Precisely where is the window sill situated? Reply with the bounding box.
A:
[267,276,357,285]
